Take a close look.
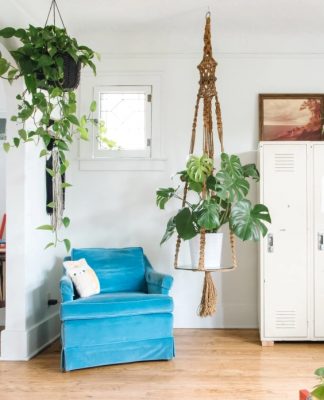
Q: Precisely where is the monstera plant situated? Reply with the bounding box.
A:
[156,153,271,246]
[0,24,111,251]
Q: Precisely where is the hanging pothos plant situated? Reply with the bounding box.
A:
[0,24,112,251]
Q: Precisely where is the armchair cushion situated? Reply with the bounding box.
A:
[71,247,146,293]
[61,292,173,321]
[60,275,74,303]
[144,256,173,294]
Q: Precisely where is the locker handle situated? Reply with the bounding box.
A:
[267,233,274,253]
[318,233,324,251]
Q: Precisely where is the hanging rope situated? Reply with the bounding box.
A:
[174,13,238,317]
[45,0,66,30]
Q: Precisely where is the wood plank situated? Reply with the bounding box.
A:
[0,329,322,400]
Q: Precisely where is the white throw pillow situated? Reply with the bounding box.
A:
[63,258,100,298]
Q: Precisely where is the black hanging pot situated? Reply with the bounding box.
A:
[36,53,81,92]
[60,53,81,90]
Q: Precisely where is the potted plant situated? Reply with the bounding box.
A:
[0,24,111,251]
[156,153,271,268]
[311,368,324,399]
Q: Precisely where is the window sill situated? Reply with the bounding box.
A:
[78,157,167,171]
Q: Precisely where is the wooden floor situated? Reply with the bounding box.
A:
[0,329,322,399]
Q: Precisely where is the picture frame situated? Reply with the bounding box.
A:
[259,94,324,141]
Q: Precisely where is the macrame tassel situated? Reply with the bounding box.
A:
[50,147,64,231]
[198,271,217,317]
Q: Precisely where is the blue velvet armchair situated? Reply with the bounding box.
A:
[60,247,174,371]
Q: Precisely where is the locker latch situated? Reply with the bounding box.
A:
[318,233,324,251]
[267,233,274,253]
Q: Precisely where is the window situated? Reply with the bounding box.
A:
[94,86,151,158]
[79,73,165,171]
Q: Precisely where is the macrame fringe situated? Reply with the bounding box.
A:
[51,147,64,231]
[198,271,217,317]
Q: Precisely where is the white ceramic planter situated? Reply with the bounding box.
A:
[189,232,223,269]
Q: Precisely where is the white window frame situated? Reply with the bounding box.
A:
[93,85,152,159]
[79,73,165,171]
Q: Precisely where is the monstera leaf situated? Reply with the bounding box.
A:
[230,199,271,241]
[243,163,260,182]
[186,154,213,183]
[156,187,176,209]
[160,217,176,245]
[220,153,244,178]
[196,200,220,230]
[174,207,197,240]
[215,170,249,202]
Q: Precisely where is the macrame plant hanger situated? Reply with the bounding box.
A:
[44,0,67,230]
[174,13,237,317]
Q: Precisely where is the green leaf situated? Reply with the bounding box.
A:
[47,201,56,209]
[39,149,48,157]
[25,74,37,93]
[56,141,69,151]
[46,168,55,177]
[312,386,324,400]
[13,138,20,148]
[197,201,220,231]
[44,242,55,250]
[174,207,197,240]
[61,182,72,189]
[188,181,203,193]
[18,129,27,141]
[160,217,176,245]
[38,55,53,67]
[0,27,16,38]
[78,126,89,141]
[0,58,10,76]
[216,171,250,202]
[230,199,271,241]
[220,153,244,178]
[243,163,260,182]
[67,114,79,126]
[90,100,96,112]
[156,187,176,209]
[62,217,70,228]
[37,224,53,231]
[63,238,71,253]
[315,368,324,378]
[50,87,62,97]
[186,154,214,183]
[3,142,10,152]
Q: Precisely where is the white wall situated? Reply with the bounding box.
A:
[0,44,60,360]
[0,81,6,224]
[68,53,324,328]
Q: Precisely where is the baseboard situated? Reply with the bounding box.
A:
[0,311,60,360]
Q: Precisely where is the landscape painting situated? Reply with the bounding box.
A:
[259,94,324,141]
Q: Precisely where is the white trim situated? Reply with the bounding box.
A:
[1,311,60,360]
[79,72,165,171]
[79,157,167,172]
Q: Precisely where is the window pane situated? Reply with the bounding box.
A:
[99,91,147,150]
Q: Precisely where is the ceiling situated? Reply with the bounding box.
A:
[3,0,324,35]
[1,0,324,53]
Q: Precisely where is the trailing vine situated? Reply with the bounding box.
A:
[0,25,112,251]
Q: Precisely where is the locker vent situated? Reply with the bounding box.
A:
[274,153,295,172]
[275,310,296,329]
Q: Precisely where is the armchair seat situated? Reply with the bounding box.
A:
[60,247,175,371]
[61,292,173,321]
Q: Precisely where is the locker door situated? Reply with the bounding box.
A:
[262,144,308,338]
[313,144,324,338]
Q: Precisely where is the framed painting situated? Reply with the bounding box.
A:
[259,94,324,141]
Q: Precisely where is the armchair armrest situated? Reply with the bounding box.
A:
[60,275,74,303]
[144,255,173,295]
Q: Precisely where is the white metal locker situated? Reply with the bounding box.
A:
[261,143,308,339]
[313,144,324,338]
